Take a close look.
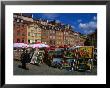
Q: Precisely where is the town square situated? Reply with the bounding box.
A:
[13,13,97,75]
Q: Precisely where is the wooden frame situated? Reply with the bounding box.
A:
[1,0,109,87]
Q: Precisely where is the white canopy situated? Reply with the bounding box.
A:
[28,43,49,48]
[13,43,28,48]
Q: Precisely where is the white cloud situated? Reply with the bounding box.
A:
[89,21,97,29]
[79,23,88,29]
[79,21,97,34]
[93,16,97,20]
[79,21,97,30]
[71,25,75,29]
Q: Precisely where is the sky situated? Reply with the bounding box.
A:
[23,13,97,35]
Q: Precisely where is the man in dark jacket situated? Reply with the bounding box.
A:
[21,49,30,70]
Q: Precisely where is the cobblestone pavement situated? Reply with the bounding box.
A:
[14,60,97,75]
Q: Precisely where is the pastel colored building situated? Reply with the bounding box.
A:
[27,22,41,44]
[13,22,28,44]
[13,13,86,47]
[48,25,56,46]
[41,25,50,45]
[13,13,33,44]
[55,28,64,47]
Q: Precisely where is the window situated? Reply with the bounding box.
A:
[53,31,55,33]
[28,40,30,43]
[17,19,19,22]
[45,27,46,29]
[32,33,35,36]
[24,24,27,28]
[42,26,44,29]
[17,31,20,36]
[49,26,51,29]
[66,32,68,35]
[17,24,20,29]
[50,36,52,39]
[37,34,41,36]
[21,20,23,23]
[53,36,55,39]
[22,33,25,36]
[17,39,20,42]
[35,33,37,36]
[46,31,48,35]
[22,24,24,28]
[28,32,30,36]
[31,30,34,33]
[22,39,24,43]
[38,28,41,30]
[35,40,37,43]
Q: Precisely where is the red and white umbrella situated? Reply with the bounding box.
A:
[44,44,50,48]
[40,44,50,47]
[29,43,50,48]
[29,44,42,48]
[13,43,28,48]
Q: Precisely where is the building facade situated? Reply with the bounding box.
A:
[13,13,33,44]
[41,25,50,45]
[48,25,56,46]
[13,13,86,47]
[13,21,28,44]
[27,23,36,44]
[27,23,42,44]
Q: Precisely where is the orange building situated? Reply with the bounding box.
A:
[13,22,28,44]
[55,28,64,47]
[13,13,33,44]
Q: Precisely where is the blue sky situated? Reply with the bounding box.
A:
[24,13,97,34]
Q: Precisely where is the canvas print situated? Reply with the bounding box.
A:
[13,13,97,75]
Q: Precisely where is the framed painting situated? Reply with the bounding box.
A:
[1,0,109,87]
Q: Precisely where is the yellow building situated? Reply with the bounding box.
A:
[34,23,41,43]
[27,23,41,44]
[41,25,50,45]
